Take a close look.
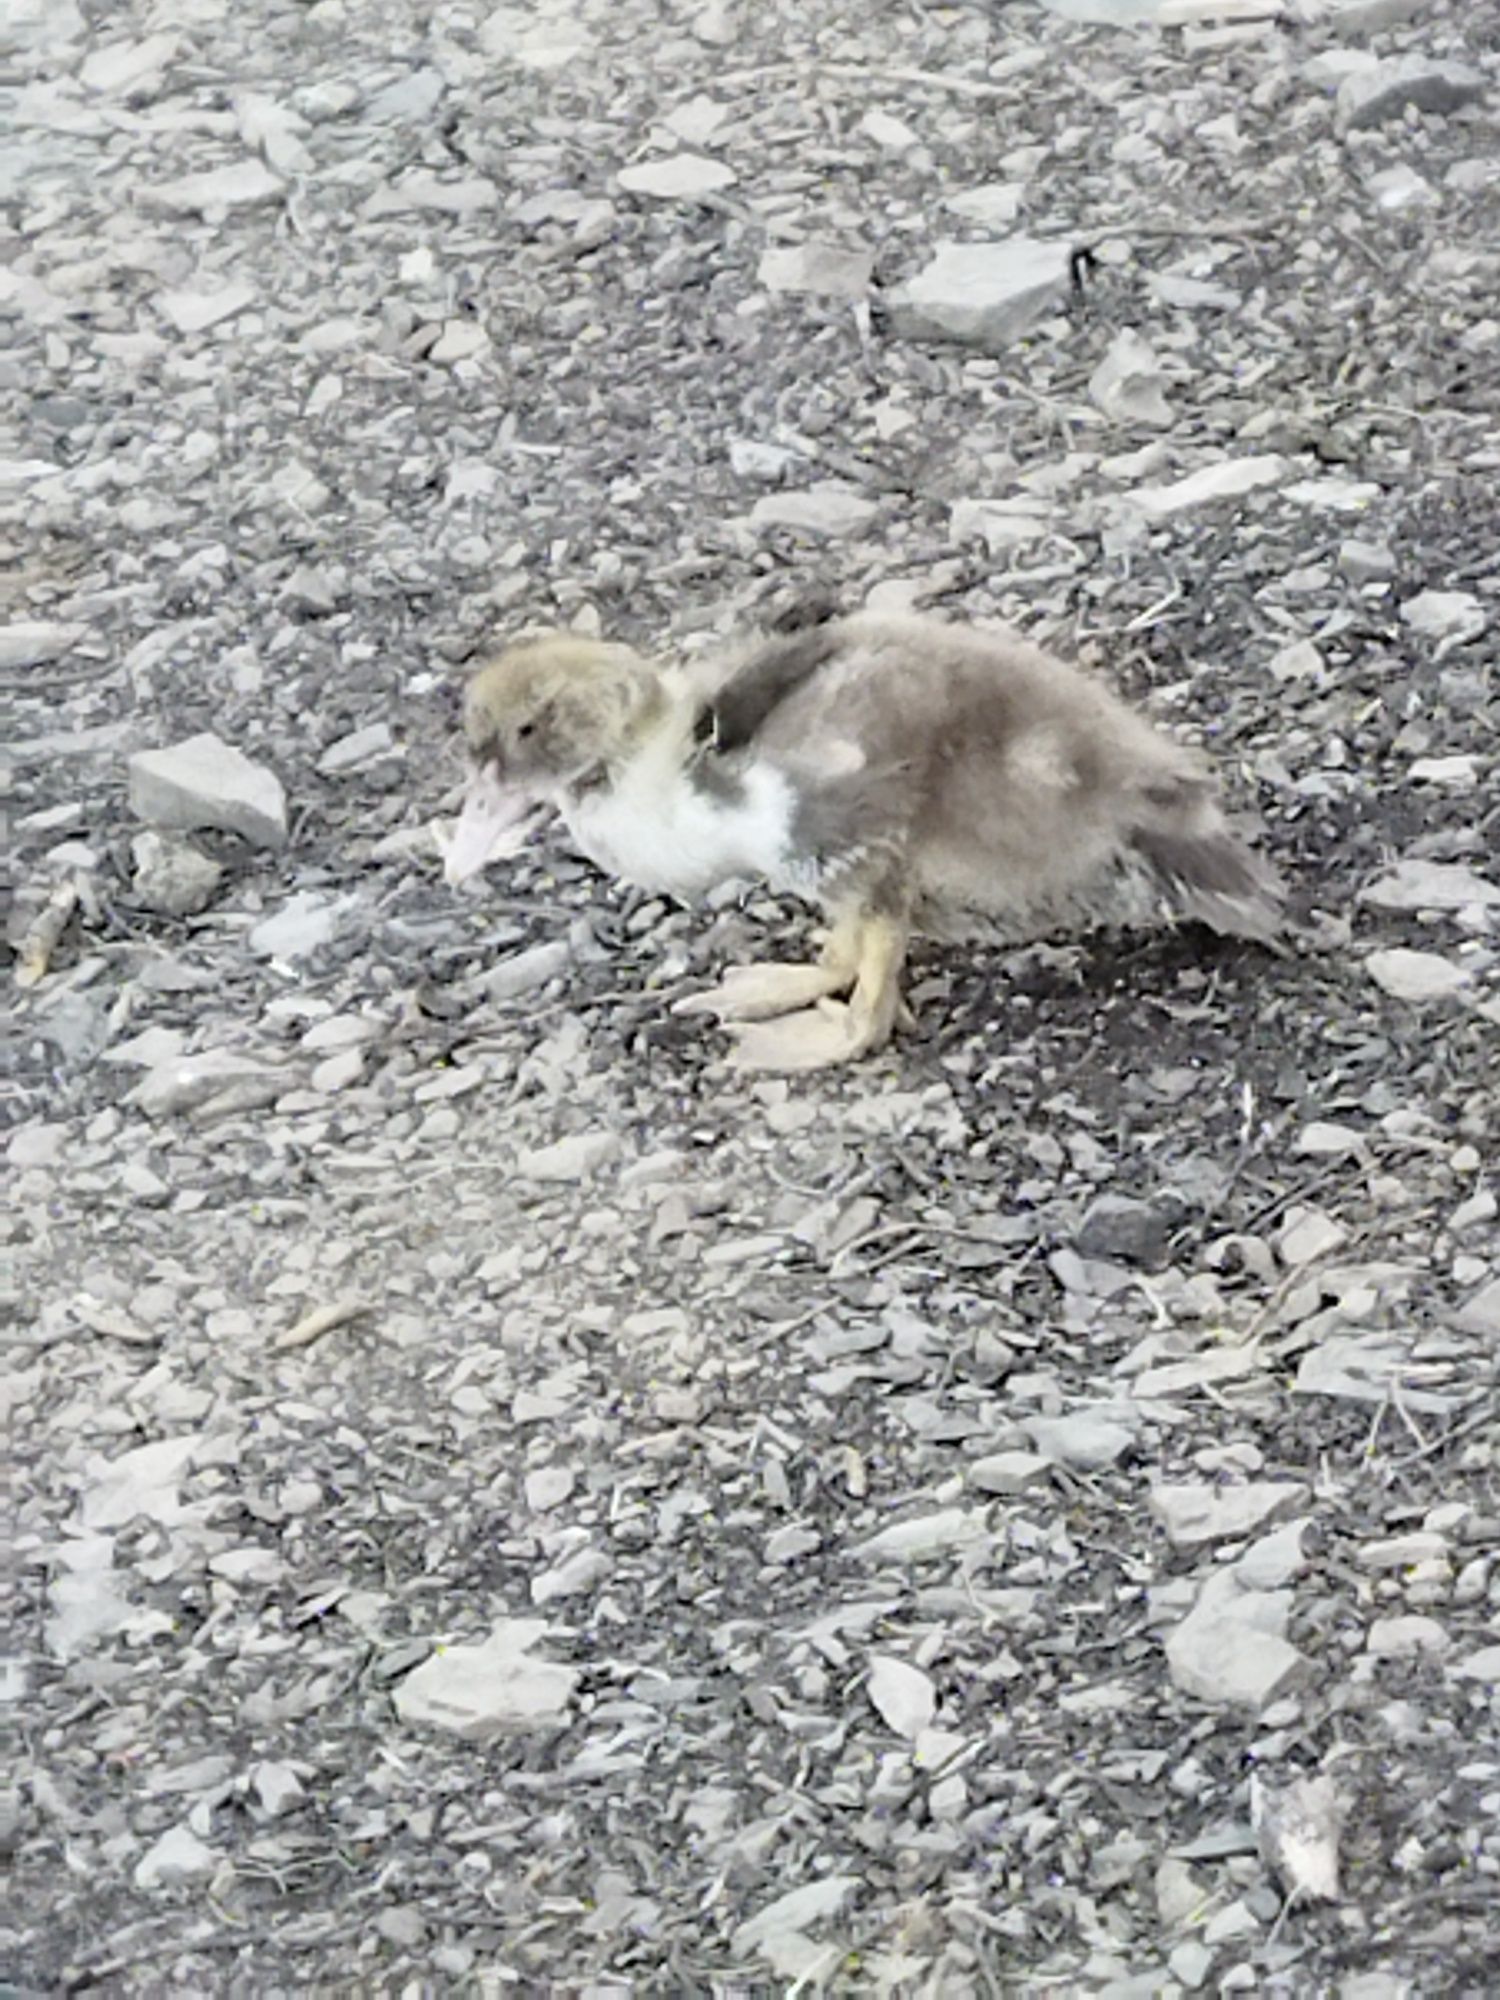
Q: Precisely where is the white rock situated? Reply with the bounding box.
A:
[1025,1409,1136,1469]
[758,242,873,300]
[46,1569,137,1662]
[525,1466,575,1512]
[1408,755,1478,788]
[1128,455,1287,516]
[1165,1572,1310,1708]
[0,620,85,668]
[133,1050,284,1119]
[364,67,445,122]
[1453,1643,1500,1680]
[1454,1279,1500,1337]
[1338,57,1487,131]
[252,1761,305,1816]
[732,1878,858,1958]
[1365,948,1472,1002]
[134,1824,216,1889]
[9,1121,67,1168]
[950,498,1050,555]
[1295,1120,1366,1158]
[318,723,395,773]
[1368,1616,1451,1658]
[1400,589,1486,644]
[392,1619,578,1738]
[1151,1481,1309,1548]
[1277,1206,1349,1266]
[749,484,878,537]
[80,34,178,93]
[311,1048,364,1093]
[1339,536,1395,580]
[531,1545,612,1604]
[1361,859,1499,912]
[1089,329,1173,426]
[728,438,802,480]
[516,1131,621,1182]
[867,1655,937,1738]
[968,1449,1054,1493]
[478,5,594,68]
[851,1509,988,1562]
[80,1434,202,1529]
[128,733,286,847]
[429,320,490,365]
[157,282,256,334]
[1367,165,1436,212]
[141,161,284,215]
[618,155,736,200]
[889,237,1073,350]
[1283,477,1381,511]
[943,183,1025,228]
[481,941,572,1002]
[860,109,921,150]
[131,831,222,917]
[249,894,342,960]
[1146,272,1241,312]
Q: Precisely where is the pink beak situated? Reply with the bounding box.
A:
[442,766,545,885]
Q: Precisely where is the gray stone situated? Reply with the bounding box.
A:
[318,723,395,774]
[133,1050,284,1118]
[1367,1616,1451,1659]
[128,733,287,848]
[1361,859,1499,912]
[1150,1481,1309,1548]
[1165,1574,1311,1708]
[1128,456,1287,516]
[249,894,342,960]
[1025,1409,1136,1471]
[968,1449,1053,1494]
[1076,1194,1174,1266]
[1453,1279,1500,1338]
[516,1132,621,1182]
[131,831,223,916]
[1338,58,1487,131]
[758,242,873,300]
[0,621,86,669]
[1365,948,1471,1002]
[157,282,256,334]
[1089,329,1174,427]
[749,485,878,537]
[392,1619,579,1738]
[1338,537,1395,581]
[140,161,284,215]
[1400,588,1486,642]
[888,238,1073,351]
[618,154,736,200]
[1325,0,1427,28]
[133,1823,216,1889]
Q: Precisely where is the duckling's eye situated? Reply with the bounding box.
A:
[516,721,537,742]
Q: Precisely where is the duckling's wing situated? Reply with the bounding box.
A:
[700,621,845,754]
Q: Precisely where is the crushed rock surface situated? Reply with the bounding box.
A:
[4,0,1498,1992]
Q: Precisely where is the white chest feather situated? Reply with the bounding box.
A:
[561,737,795,899]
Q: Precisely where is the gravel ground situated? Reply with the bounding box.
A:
[5,0,1498,1993]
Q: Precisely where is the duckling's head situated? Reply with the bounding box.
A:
[444,633,662,885]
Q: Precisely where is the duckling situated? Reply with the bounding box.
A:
[443,612,1284,1071]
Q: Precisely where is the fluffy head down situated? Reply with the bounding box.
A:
[463,633,663,791]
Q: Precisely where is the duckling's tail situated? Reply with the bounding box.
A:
[1129,778,1287,948]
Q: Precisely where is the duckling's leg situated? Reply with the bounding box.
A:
[674,914,863,1024]
[725,913,909,1072]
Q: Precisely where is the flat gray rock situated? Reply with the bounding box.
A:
[1151,1481,1309,1548]
[1338,57,1487,131]
[128,733,287,848]
[889,237,1073,351]
[392,1620,579,1739]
